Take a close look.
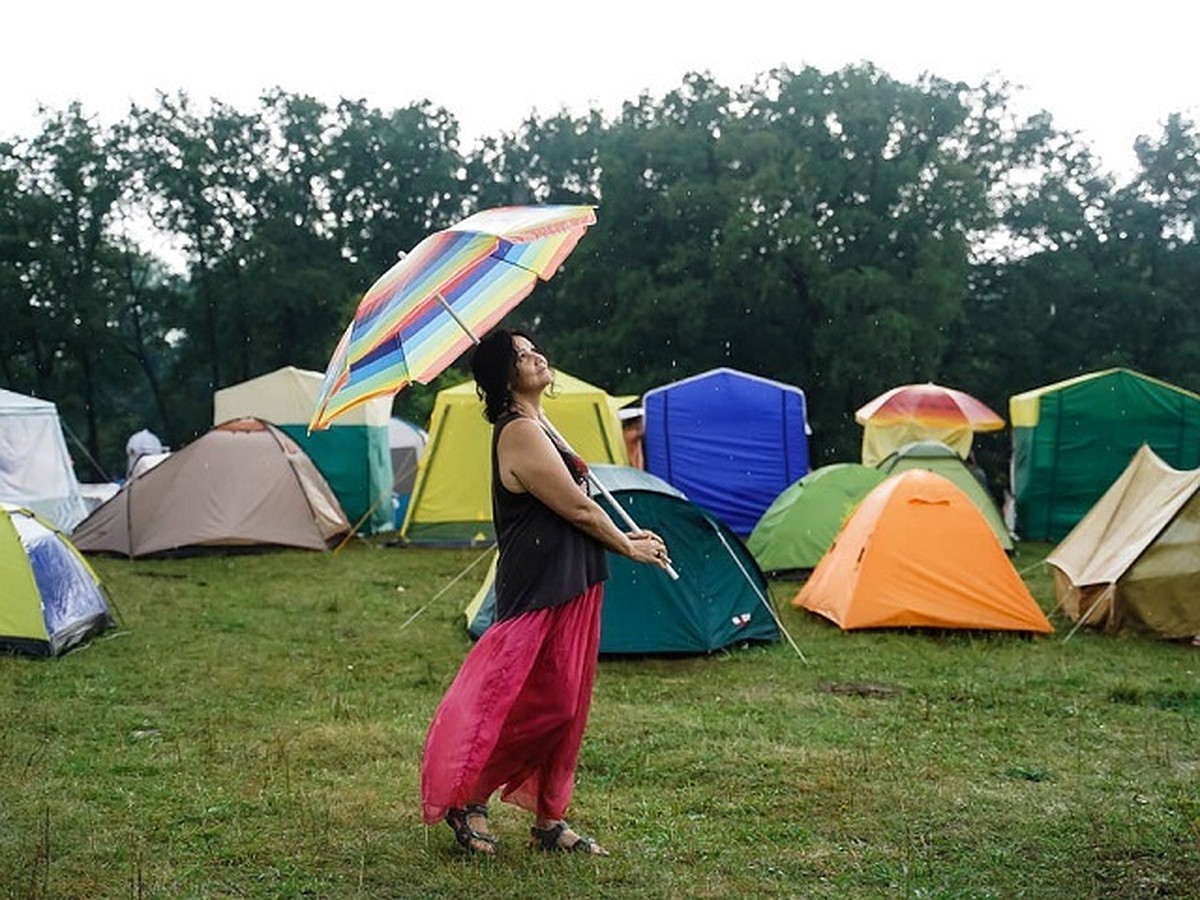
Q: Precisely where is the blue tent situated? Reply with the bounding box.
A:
[643,368,810,535]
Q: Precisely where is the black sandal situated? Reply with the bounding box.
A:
[445,804,496,854]
[529,821,608,856]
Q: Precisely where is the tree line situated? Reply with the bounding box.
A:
[3,64,1199,490]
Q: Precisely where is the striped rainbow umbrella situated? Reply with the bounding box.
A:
[310,204,597,431]
[854,383,1005,431]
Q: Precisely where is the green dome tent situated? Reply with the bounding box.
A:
[464,465,780,654]
[1010,368,1200,541]
[876,440,1013,551]
[747,463,888,573]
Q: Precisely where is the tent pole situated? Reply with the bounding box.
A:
[711,527,808,662]
[395,544,496,634]
[330,452,424,554]
[1062,590,1109,644]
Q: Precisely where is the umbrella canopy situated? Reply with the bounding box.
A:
[310,205,596,431]
[855,383,1005,431]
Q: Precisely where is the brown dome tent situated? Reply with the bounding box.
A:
[72,418,350,557]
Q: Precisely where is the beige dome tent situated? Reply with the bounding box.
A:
[213,366,394,534]
[1046,444,1200,638]
[72,418,350,557]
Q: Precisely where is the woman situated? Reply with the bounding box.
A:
[420,329,671,856]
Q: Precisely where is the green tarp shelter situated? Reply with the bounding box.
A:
[1010,368,1200,541]
[877,440,1013,551]
[746,463,887,573]
[213,366,394,534]
[464,465,780,654]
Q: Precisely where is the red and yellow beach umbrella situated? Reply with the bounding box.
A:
[855,383,1005,432]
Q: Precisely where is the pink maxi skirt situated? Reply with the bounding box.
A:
[420,583,604,824]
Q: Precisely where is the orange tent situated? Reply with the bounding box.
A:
[793,469,1053,632]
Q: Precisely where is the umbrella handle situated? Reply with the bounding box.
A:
[540,413,679,580]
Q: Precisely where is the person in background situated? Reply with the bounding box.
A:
[619,406,645,469]
[420,329,671,856]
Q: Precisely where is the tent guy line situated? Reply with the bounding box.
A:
[395,546,496,635]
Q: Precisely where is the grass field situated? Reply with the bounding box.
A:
[2,539,1197,899]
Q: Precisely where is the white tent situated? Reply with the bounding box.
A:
[0,390,89,532]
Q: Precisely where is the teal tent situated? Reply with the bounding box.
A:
[1010,368,1200,541]
[876,440,1013,551]
[464,465,779,654]
[747,463,887,573]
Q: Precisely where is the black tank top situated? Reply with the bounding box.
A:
[491,411,609,621]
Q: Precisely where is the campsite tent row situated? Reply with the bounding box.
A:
[401,366,814,544]
[13,362,1200,547]
[636,365,1200,548]
[765,440,1198,640]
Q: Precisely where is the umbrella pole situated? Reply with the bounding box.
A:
[538,412,680,581]
[434,292,480,344]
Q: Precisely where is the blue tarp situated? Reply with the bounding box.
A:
[643,368,811,535]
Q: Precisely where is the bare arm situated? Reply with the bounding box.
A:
[497,417,670,569]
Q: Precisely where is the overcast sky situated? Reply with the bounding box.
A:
[5,1,1197,182]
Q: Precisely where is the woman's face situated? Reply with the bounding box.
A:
[510,334,551,394]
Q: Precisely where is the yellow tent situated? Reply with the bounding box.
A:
[401,371,632,545]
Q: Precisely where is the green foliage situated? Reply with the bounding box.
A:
[2,68,1200,474]
[0,542,1196,897]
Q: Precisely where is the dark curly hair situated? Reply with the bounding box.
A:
[471,328,534,423]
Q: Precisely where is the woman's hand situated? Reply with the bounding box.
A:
[628,531,671,570]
